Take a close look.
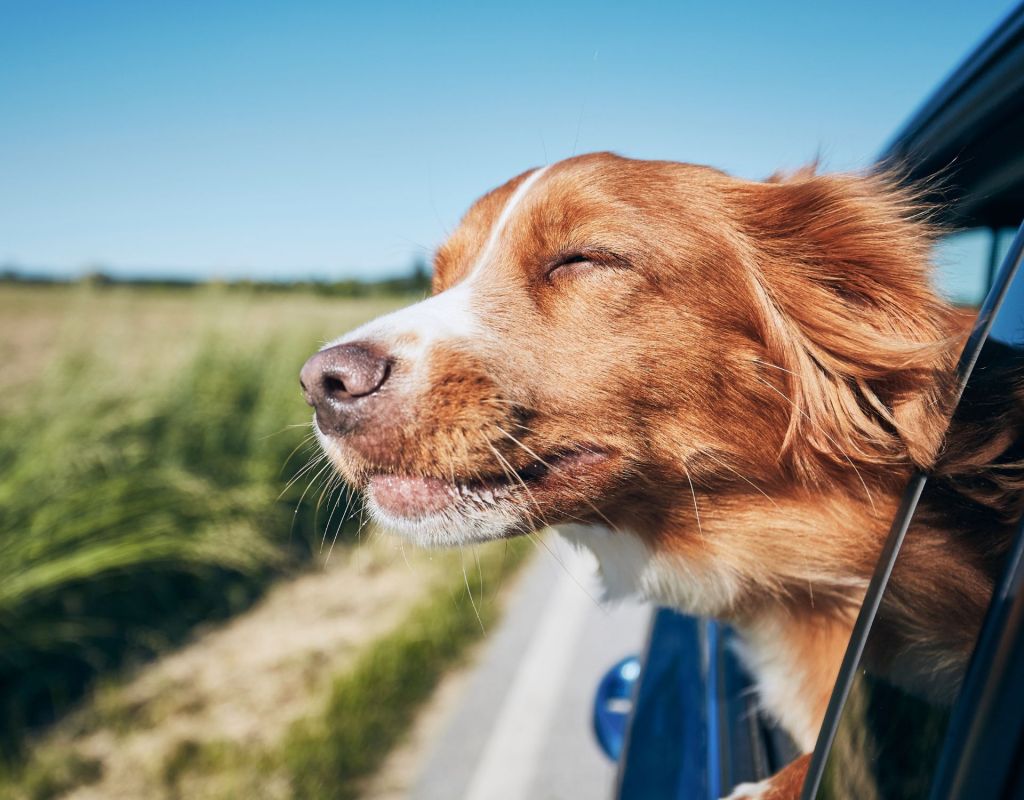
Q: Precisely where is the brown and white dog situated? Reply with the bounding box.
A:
[300,153,1021,798]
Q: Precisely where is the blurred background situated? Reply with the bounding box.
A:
[0,2,1018,799]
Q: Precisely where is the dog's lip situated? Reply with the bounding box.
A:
[367,473,509,518]
[366,448,611,520]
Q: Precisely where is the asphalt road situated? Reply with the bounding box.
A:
[409,537,652,800]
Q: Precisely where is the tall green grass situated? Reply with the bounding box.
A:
[0,330,352,758]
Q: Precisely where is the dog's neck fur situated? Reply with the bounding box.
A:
[558,513,865,751]
[560,480,898,611]
[558,478,915,751]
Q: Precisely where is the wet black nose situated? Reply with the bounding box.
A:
[300,342,390,431]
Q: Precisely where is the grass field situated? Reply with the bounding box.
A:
[0,283,536,799]
[0,284,407,757]
[0,284,405,405]
[3,535,530,800]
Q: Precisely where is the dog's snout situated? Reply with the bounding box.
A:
[300,342,390,430]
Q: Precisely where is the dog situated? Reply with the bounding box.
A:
[300,152,1021,798]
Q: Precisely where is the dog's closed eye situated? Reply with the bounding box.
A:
[544,250,630,283]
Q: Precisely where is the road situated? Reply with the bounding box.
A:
[409,537,652,800]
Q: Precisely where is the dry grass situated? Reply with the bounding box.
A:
[0,284,407,407]
[5,537,531,800]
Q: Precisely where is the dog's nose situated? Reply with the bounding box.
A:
[300,343,390,431]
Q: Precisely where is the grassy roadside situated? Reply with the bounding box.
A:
[282,539,531,800]
[0,538,533,800]
[157,539,533,800]
[0,329,328,758]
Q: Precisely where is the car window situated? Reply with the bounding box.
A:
[932,226,1019,308]
[933,228,992,306]
[810,223,1024,799]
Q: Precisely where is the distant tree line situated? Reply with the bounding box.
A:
[0,258,433,297]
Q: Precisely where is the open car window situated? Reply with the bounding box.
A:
[805,221,1024,799]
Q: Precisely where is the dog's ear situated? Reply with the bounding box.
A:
[731,169,965,482]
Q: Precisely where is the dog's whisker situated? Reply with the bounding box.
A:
[682,465,707,549]
[472,546,485,605]
[314,467,340,515]
[263,425,318,447]
[279,449,328,498]
[752,357,799,377]
[398,538,414,572]
[288,457,334,539]
[311,471,343,543]
[493,425,620,532]
[461,546,486,634]
[346,503,369,569]
[279,453,326,498]
[477,436,604,609]
[532,530,606,610]
[484,438,548,530]
[326,491,360,565]
[320,479,349,553]
[270,428,317,465]
[701,449,780,508]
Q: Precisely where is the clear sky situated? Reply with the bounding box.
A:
[1,0,1019,280]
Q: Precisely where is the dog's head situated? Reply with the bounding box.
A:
[301,153,958,565]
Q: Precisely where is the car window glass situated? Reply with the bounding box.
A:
[996,226,1019,268]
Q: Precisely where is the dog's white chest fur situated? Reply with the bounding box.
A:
[555,523,742,619]
[557,523,821,752]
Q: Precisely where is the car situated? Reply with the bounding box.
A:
[593,5,1024,798]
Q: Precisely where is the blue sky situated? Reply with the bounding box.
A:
[1,0,1018,280]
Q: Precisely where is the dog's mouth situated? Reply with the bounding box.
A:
[365,447,611,522]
